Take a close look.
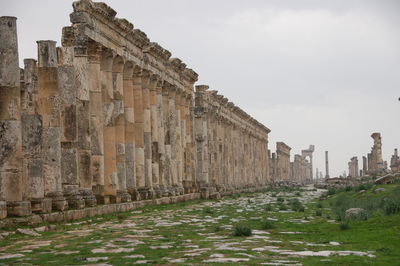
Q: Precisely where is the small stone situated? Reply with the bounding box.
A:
[34,226,47,232]
[85,257,109,262]
[374,188,386,193]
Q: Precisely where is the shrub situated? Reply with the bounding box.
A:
[339,222,349,230]
[203,206,214,214]
[345,186,353,192]
[278,204,288,211]
[316,202,323,208]
[290,198,305,212]
[277,197,285,203]
[213,225,222,232]
[295,191,301,196]
[233,224,252,236]
[272,193,278,197]
[328,188,337,195]
[383,188,400,215]
[315,210,322,216]
[261,220,276,230]
[264,204,273,211]
[355,183,374,192]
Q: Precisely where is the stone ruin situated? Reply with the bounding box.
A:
[366,132,386,175]
[390,149,400,174]
[348,156,359,178]
[0,0,272,219]
[269,143,314,185]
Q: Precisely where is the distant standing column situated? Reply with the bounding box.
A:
[325,151,330,178]
[0,16,31,217]
[362,156,367,176]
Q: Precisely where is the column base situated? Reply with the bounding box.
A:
[127,188,141,201]
[96,195,110,205]
[153,185,162,198]
[117,190,132,203]
[109,194,122,204]
[47,191,68,211]
[63,186,85,209]
[31,198,52,213]
[80,189,97,207]
[6,201,32,216]
[0,201,7,219]
[138,187,155,200]
[174,185,184,196]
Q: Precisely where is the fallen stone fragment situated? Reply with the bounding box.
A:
[85,257,109,262]
[92,248,135,253]
[124,255,145,259]
[203,258,250,263]
[169,258,186,263]
[0,254,25,260]
[16,228,41,237]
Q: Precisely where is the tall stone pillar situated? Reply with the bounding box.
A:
[325,151,330,178]
[133,70,145,199]
[56,45,85,209]
[74,43,97,207]
[149,76,161,197]
[123,62,136,200]
[194,85,210,197]
[36,40,68,211]
[168,85,178,195]
[156,81,166,194]
[175,89,184,195]
[21,59,51,213]
[0,16,31,217]
[113,57,131,203]
[362,156,367,176]
[88,42,105,201]
[137,70,153,199]
[101,49,118,204]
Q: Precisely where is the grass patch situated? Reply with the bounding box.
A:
[261,220,276,230]
[233,224,252,236]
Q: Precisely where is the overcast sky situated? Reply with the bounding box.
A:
[1,0,399,177]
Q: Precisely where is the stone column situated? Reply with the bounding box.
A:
[162,83,172,196]
[36,40,68,211]
[56,46,85,209]
[74,43,97,207]
[21,59,52,214]
[0,16,31,217]
[175,89,184,194]
[133,70,145,199]
[168,84,178,195]
[88,42,105,201]
[194,85,209,198]
[142,72,155,199]
[101,49,117,204]
[156,81,166,194]
[123,62,136,200]
[149,76,161,197]
[113,57,131,203]
[362,156,367,176]
[325,151,330,178]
